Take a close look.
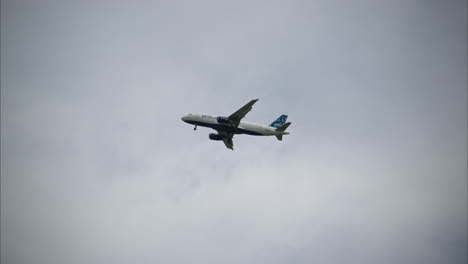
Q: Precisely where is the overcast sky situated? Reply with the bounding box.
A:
[1,0,467,263]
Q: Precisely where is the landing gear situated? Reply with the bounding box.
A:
[194,125,197,130]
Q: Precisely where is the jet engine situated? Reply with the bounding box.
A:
[209,133,224,141]
[216,116,231,124]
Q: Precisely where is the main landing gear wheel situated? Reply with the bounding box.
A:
[194,125,197,130]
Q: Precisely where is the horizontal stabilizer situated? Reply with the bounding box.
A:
[275,122,291,132]
[276,135,283,141]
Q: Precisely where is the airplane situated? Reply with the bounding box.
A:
[181,99,291,150]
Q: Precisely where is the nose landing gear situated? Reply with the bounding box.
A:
[194,125,197,130]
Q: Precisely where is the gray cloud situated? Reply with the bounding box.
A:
[1,0,466,263]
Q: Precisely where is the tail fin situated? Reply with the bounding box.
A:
[269,115,288,128]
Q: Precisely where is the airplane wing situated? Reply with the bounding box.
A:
[217,131,234,150]
[228,99,259,126]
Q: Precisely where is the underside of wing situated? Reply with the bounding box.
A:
[228,99,258,126]
[217,131,234,150]
[222,137,234,150]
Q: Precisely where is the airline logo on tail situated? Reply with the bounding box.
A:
[269,115,288,128]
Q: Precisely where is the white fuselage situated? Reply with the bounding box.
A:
[181,114,289,136]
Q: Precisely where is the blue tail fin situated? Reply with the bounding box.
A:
[269,115,288,128]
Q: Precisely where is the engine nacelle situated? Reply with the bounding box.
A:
[209,133,224,141]
[216,116,231,124]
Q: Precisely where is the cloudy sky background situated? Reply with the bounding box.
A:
[1,0,467,263]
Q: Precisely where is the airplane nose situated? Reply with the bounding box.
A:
[181,116,188,122]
